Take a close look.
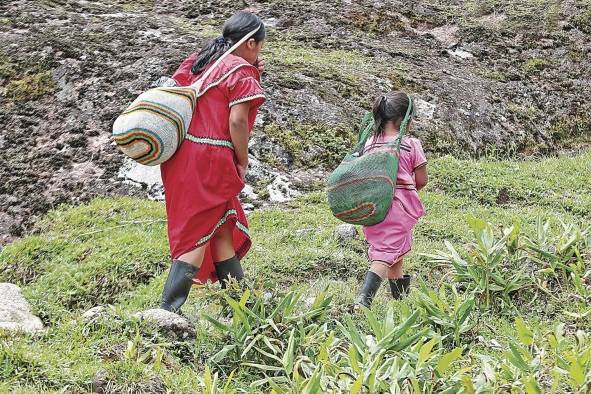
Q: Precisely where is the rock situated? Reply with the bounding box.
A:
[295,228,315,237]
[267,175,301,203]
[81,305,109,323]
[241,184,259,200]
[117,159,164,201]
[0,283,44,333]
[249,135,292,168]
[447,47,475,60]
[91,369,110,394]
[414,98,437,120]
[334,224,358,243]
[134,309,195,339]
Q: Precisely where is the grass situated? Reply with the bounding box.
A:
[1,150,590,391]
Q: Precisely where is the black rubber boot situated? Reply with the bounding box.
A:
[389,274,411,300]
[355,271,384,308]
[214,256,244,289]
[160,260,198,313]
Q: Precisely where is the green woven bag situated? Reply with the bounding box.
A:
[327,95,413,226]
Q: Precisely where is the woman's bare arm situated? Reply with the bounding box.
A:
[229,102,251,180]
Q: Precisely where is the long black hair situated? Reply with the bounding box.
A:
[191,11,266,74]
[372,91,414,139]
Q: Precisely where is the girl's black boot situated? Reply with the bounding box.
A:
[356,271,384,308]
[160,260,198,313]
[389,274,411,300]
[214,256,244,289]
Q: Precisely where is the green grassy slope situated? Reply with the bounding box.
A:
[1,152,590,392]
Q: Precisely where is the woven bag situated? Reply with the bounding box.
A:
[112,26,261,166]
[327,96,413,226]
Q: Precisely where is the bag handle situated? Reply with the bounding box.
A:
[356,94,413,156]
[389,94,414,152]
[192,24,262,93]
[353,112,374,154]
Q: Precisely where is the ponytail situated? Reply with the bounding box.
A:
[191,11,266,75]
[192,37,232,74]
[372,96,388,137]
[371,92,414,140]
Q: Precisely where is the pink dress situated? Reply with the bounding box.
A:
[362,134,427,265]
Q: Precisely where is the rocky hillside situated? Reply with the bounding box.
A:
[0,0,589,243]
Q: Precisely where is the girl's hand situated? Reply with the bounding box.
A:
[237,162,248,181]
[255,57,265,74]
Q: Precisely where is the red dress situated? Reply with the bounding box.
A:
[161,53,265,284]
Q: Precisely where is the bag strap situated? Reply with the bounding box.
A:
[355,95,414,156]
[191,24,262,93]
[387,94,414,152]
[353,111,374,155]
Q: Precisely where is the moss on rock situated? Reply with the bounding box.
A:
[262,122,355,169]
[4,71,55,102]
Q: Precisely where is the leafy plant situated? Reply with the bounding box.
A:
[525,217,590,290]
[425,217,531,310]
[415,283,476,346]
[203,287,332,373]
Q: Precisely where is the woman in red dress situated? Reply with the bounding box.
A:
[159,12,266,313]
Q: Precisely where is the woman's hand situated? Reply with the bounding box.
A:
[255,57,265,74]
[236,161,248,181]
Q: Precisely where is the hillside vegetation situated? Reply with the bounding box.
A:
[1,152,590,392]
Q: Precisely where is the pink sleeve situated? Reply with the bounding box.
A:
[171,53,198,86]
[227,67,265,109]
[412,139,427,170]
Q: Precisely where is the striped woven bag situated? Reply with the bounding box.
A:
[327,95,413,226]
[112,26,261,166]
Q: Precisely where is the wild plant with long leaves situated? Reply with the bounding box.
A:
[424,217,530,310]
[202,288,332,376]
[415,283,476,347]
[526,217,590,292]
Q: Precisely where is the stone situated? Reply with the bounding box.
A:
[0,283,44,333]
[249,135,292,168]
[117,159,164,201]
[91,369,109,394]
[241,184,259,200]
[334,224,358,243]
[81,305,109,323]
[134,309,195,339]
[267,175,301,203]
[414,98,437,120]
[447,47,475,59]
[295,228,315,237]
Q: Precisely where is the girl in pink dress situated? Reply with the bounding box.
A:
[356,92,429,308]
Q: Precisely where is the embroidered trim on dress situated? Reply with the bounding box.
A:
[197,64,256,97]
[197,209,237,245]
[229,76,263,92]
[196,209,250,246]
[236,221,249,236]
[186,135,234,149]
[229,94,266,107]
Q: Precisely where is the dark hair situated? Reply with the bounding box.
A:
[372,91,414,139]
[191,11,266,74]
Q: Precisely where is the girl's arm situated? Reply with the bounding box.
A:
[229,102,251,180]
[414,164,428,191]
